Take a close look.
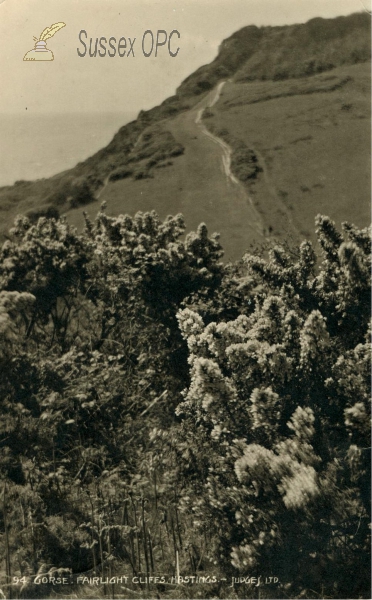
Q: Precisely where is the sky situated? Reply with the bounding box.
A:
[0,0,370,115]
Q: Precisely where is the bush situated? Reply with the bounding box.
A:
[0,210,369,599]
[47,178,95,209]
[68,178,95,208]
[230,145,262,181]
[47,188,68,207]
[108,166,133,181]
[175,216,371,598]
[25,205,60,222]
[133,167,152,180]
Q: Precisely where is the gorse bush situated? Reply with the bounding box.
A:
[0,209,370,599]
[175,216,371,597]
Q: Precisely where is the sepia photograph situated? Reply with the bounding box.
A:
[0,1,371,598]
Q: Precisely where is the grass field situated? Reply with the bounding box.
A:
[209,62,370,241]
[67,62,370,260]
[67,90,265,263]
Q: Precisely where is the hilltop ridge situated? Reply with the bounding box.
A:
[178,11,370,95]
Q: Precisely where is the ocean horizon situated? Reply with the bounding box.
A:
[0,111,137,188]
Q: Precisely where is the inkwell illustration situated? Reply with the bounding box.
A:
[23,22,66,61]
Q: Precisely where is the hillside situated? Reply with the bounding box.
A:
[205,62,371,241]
[0,11,371,599]
[0,11,370,260]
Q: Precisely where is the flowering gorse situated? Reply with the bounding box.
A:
[175,216,371,595]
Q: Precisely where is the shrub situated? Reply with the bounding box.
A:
[0,210,369,599]
[175,216,371,598]
[25,205,60,222]
[47,178,95,209]
[108,166,133,181]
[68,178,95,208]
[230,145,262,181]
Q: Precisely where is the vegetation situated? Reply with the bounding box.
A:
[25,205,60,223]
[109,130,184,183]
[234,13,370,83]
[177,12,370,95]
[0,13,369,598]
[204,61,371,244]
[0,207,370,599]
[206,125,262,183]
[47,178,96,209]
[0,12,369,244]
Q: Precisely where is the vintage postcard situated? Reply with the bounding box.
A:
[0,1,370,599]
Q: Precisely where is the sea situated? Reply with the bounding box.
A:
[0,112,137,188]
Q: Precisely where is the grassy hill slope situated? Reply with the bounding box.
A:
[0,12,370,260]
[205,62,371,242]
[66,90,265,262]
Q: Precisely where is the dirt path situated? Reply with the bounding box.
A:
[194,83,264,238]
[165,83,270,258]
[195,82,239,185]
[96,174,110,200]
[90,82,267,261]
[196,82,300,242]
[164,81,266,258]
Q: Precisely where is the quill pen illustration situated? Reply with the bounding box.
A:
[24,22,66,61]
[38,22,66,42]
